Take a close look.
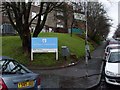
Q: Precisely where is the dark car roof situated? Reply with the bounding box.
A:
[0,56,13,60]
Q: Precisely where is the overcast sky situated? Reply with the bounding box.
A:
[98,0,120,38]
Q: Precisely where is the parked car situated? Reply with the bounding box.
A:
[115,38,120,41]
[104,49,120,85]
[108,39,120,45]
[103,44,120,60]
[105,38,119,46]
[0,56,41,90]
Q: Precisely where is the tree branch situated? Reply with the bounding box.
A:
[6,8,18,32]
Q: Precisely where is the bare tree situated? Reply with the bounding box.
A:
[65,1,111,41]
[114,24,120,38]
[2,1,62,57]
[87,2,111,41]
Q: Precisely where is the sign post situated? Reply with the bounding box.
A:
[31,37,58,61]
[85,0,89,77]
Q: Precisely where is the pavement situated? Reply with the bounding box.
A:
[29,42,106,89]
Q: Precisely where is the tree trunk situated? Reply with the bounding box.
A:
[22,34,31,57]
[21,26,31,57]
[33,25,42,37]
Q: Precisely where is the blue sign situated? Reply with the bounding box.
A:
[32,37,58,49]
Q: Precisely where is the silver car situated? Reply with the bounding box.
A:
[0,56,41,90]
[104,44,120,60]
[104,49,120,85]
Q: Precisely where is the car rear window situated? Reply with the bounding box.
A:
[0,59,31,75]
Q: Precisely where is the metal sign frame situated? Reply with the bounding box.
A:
[31,37,58,61]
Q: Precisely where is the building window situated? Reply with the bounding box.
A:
[2,12,8,17]
[41,15,44,21]
[73,5,76,11]
[49,28,53,32]
[32,2,40,6]
[57,24,64,28]
[57,19,61,23]
[56,11,64,16]
[57,19,64,25]
[35,2,40,6]
[32,12,36,19]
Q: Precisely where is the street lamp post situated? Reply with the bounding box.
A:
[85,0,89,77]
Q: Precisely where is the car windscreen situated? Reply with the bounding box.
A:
[0,59,31,75]
[108,52,120,63]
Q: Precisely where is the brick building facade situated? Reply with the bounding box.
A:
[0,2,85,35]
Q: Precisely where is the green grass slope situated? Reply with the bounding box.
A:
[1,33,94,67]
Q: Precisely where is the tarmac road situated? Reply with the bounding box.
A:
[90,72,120,90]
[89,49,120,90]
[32,42,106,89]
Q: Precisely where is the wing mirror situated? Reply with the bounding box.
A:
[105,52,108,56]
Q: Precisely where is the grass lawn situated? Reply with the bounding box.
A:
[1,33,94,67]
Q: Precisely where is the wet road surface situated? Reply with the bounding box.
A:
[88,61,120,90]
[32,42,108,89]
[40,74,92,89]
[90,75,120,90]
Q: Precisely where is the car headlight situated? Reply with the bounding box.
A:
[105,70,116,76]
